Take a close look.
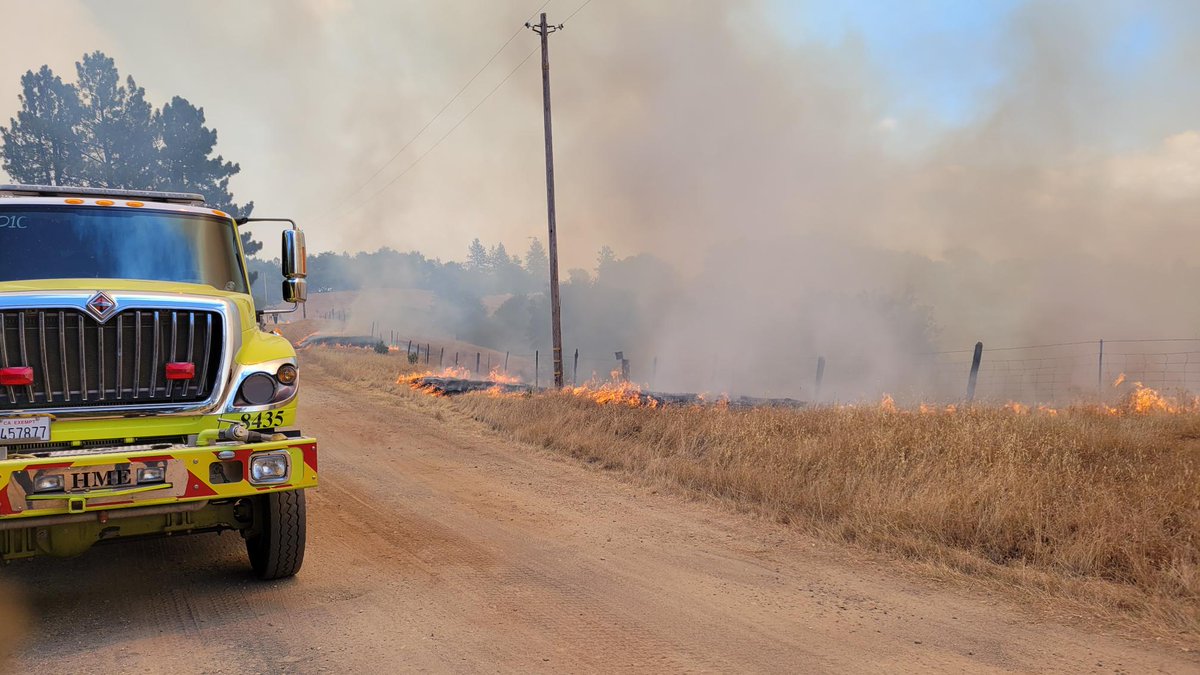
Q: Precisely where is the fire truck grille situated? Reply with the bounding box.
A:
[0,308,223,410]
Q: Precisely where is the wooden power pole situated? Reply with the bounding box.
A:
[528,12,565,388]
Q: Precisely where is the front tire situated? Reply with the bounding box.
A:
[246,490,307,580]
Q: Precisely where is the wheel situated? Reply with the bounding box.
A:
[246,490,307,579]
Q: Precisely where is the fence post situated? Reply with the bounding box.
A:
[535,350,539,389]
[504,351,510,371]
[426,344,430,364]
[1097,339,1104,400]
[407,340,412,358]
[967,342,983,402]
[476,352,481,376]
[439,347,444,367]
[487,353,491,373]
[814,356,826,403]
[573,349,579,386]
[454,352,459,366]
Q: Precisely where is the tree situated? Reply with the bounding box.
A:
[0,51,261,266]
[1,66,85,185]
[467,238,489,270]
[524,238,549,285]
[157,96,257,259]
[74,51,159,189]
[488,242,512,270]
[596,245,617,278]
[158,96,252,218]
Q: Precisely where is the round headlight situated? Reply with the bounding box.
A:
[276,363,298,385]
[239,372,277,406]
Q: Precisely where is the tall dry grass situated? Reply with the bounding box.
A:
[301,348,1200,636]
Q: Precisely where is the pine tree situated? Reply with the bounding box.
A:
[467,238,489,270]
[158,97,252,215]
[488,242,512,270]
[524,238,549,289]
[0,66,85,185]
[596,245,617,278]
[0,52,261,264]
[74,51,159,189]
[157,96,257,257]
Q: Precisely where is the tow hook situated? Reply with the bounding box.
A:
[218,424,287,444]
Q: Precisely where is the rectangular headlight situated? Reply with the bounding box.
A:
[137,467,166,484]
[33,474,63,493]
[249,452,290,485]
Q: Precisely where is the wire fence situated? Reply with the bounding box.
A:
[292,313,1200,405]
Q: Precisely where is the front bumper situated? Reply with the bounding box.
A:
[0,436,317,521]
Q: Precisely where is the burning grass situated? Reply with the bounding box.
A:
[302,347,1200,637]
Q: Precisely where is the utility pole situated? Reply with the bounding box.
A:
[528,12,565,389]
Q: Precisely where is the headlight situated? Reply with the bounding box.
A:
[33,474,63,493]
[249,452,290,484]
[276,363,298,385]
[137,467,166,484]
[239,372,277,406]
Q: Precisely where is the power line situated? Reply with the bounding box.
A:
[337,44,540,224]
[326,0,551,214]
[562,0,595,24]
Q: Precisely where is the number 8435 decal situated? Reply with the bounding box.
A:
[239,410,287,429]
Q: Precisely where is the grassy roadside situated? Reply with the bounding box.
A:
[301,347,1200,638]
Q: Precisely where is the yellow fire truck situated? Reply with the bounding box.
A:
[0,184,316,579]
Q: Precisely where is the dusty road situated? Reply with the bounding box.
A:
[4,368,1197,673]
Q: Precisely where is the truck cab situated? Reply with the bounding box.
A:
[0,184,316,579]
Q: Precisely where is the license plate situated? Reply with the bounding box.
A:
[0,415,50,444]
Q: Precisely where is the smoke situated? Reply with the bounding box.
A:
[4,1,1200,398]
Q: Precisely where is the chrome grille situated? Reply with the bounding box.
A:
[0,308,222,410]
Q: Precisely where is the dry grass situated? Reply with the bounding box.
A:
[301,347,1200,637]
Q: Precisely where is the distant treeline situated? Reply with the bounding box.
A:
[249,239,684,357]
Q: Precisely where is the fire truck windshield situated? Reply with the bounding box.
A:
[0,205,248,292]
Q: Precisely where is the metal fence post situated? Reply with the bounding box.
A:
[1097,339,1104,400]
[967,342,983,401]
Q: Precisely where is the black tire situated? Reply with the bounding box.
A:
[246,490,307,580]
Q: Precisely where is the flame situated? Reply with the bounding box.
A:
[880,394,897,413]
[397,366,472,396]
[488,367,522,385]
[568,376,659,408]
[1112,373,1126,388]
[1126,382,1189,414]
[1005,401,1030,414]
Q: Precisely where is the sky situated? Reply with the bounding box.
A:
[0,1,1196,272]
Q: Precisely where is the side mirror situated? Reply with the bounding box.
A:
[282,229,307,281]
[282,277,308,304]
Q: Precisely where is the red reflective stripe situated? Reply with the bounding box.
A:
[165,362,195,380]
[0,367,33,386]
[0,484,13,516]
[182,470,217,498]
[301,443,318,472]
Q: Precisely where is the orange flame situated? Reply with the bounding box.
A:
[488,367,522,385]
[568,377,660,408]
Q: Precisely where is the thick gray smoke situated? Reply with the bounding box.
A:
[5,1,1200,399]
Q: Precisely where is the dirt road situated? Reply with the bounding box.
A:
[5,369,1197,673]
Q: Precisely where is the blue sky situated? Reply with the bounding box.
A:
[774,0,1167,128]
